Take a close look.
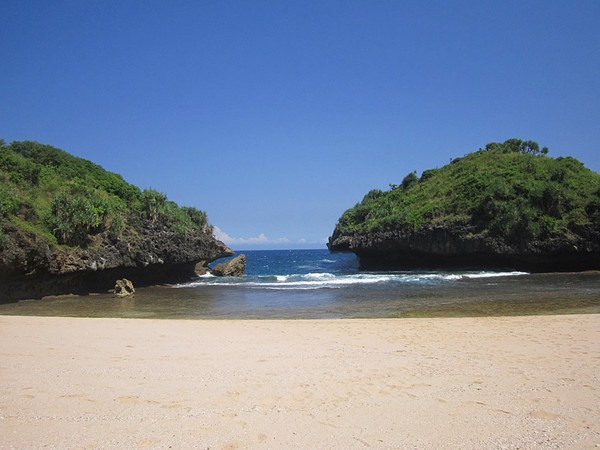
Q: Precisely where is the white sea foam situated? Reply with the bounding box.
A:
[304,272,335,280]
[176,270,528,290]
[248,273,390,290]
[461,271,528,279]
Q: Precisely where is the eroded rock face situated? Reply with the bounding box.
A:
[0,221,233,302]
[328,222,600,272]
[210,254,247,277]
[194,261,211,276]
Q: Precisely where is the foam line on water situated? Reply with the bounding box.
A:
[176,270,528,290]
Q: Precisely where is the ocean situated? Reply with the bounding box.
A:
[1,249,599,319]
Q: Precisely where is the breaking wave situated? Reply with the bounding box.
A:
[177,270,528,291]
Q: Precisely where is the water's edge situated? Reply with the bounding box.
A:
[1,250,598,320]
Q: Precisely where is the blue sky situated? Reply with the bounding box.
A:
[2,1,599,249]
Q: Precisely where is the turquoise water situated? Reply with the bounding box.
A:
[1,249,599,319]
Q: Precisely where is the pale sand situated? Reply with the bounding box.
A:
[1,315,599,449]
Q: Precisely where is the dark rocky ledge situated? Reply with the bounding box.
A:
[0,222,233,302]
[328,223,600,273]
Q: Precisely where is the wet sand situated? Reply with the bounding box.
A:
[1,314,599,449]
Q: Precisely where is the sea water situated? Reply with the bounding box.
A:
[187,249,529,290]
[1,249,599,319]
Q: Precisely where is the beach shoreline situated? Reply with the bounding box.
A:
[2,268,599,320]
[1,314,599,449]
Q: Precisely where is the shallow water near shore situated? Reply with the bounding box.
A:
[1,249,599,319]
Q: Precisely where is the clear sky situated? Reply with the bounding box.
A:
[2,1,599,249]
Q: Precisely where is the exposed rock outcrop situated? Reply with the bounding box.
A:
[114,278,135,297]
[194,261,211,276]
[0,220,233,302]
[328,221,600,272]
[210,254,247,277]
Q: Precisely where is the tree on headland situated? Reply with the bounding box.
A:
[401,171,418,190]
[485,138,548,155]
[47,193,102,245]
[142,189,167,223]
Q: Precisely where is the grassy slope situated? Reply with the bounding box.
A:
[335,144,600,244]
[0,140,211,250]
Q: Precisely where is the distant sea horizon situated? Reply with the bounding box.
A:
[1,249,599,320]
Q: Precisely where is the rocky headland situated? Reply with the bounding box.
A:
[1,217,233,301]
[328,139,600,272]
[0,140,233,301]
[328,222,599,272]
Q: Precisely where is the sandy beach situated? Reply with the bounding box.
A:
[1,314,599,449]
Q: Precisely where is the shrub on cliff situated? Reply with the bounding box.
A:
[47,193,102,245]
[140,188,211,234]
[333,139,600,245]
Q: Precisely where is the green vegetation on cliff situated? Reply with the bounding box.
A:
[0,140,212,249]
[335,139,600,243]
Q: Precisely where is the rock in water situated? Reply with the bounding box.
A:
[194,261,211,276]
[211,254,246,277]
[114,278,135,297]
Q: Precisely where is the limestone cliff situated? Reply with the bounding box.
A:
[328,221,599,272]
